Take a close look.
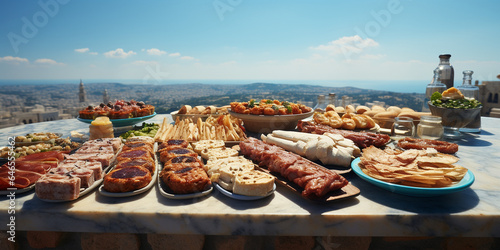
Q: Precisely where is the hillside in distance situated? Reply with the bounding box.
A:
[0,82,425,114]
[163,82,425,113]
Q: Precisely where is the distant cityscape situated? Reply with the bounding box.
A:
[1,79,499,129]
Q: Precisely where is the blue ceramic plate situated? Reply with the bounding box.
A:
[351,158,474,197]
[77,113,156,127]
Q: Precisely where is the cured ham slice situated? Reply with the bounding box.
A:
[0,169,43,189]
[8,161,56,174]
[397,137,459,154]
[16,150,66,162]
[297,121,390,148]
[0,176,30,190]
[239,138,348,199]
[0,150,65,191]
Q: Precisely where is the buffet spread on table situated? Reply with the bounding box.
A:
[1,93,500,237]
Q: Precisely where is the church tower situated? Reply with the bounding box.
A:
[103,89,110,104]
[79,79,87,103]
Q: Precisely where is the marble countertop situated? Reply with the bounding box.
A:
[1,115,499,237]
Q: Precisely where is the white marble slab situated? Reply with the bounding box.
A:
[1,116,499,236]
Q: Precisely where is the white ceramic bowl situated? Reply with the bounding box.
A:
[228,110,314,134]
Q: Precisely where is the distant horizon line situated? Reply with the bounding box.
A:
[0,79,434,93]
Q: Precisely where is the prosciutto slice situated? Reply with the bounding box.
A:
[297,121,390,148]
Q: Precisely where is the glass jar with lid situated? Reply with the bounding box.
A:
[391,117,415,140]
[417,115,444,140]
[313,95,327,112]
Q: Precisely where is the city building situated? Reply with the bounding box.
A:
[79,79,87,103]
[478,79,500,116]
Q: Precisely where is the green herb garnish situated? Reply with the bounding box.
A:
[430,91,482,109]
[248,99,255,108]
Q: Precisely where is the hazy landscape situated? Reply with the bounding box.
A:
[0,82,425,114]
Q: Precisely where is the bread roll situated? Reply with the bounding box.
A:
[362,110,379,117]
[374,111,398,119]
[334,106,345,113]
[371,105,386,112]
[356,105,370,114]
[345,105,355,113]
[325,104,336,112]
[398,111,431,121]
[387,106,402,115]
[401,107,415,113]
[190,105,206,114]
[178,105,192,114]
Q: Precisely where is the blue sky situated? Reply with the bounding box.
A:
[1,0,499,84]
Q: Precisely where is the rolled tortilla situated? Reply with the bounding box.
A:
[272,130,320,142]
[261,134,307,156]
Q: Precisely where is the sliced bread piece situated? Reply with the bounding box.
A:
[191,139,225,154]
[200,147,239,160]
[233,170,275,196]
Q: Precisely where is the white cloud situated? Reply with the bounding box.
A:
[0,56,29,64]
[310,35,379,57]
[146,48,167,56]
[104,48,136,58]
[34,58,65,65]
[180,56,195,60]
[169,52,180,57]
[75,48,90,53]
[132,60,159,66]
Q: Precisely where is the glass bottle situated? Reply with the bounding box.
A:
[423,68,447,111]
[328,93,337,107]
[313,95,327,112]
[457,70,481,132]
[457,70,479,100]
[437,54,454,89]
[417,116,443,140]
